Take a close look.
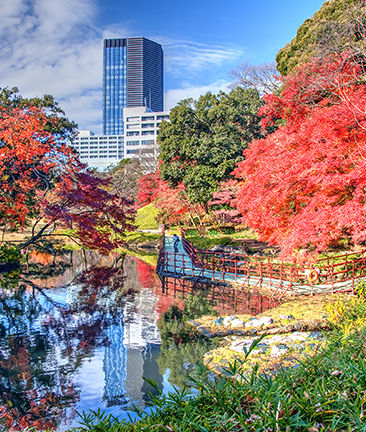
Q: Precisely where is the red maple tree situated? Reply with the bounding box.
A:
[208,179,242,225]
[137,168,204,227]
[233,53,366,257]
[137,170,161,207]
[0,105,135,253]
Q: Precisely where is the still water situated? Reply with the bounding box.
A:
[0,250,280,431]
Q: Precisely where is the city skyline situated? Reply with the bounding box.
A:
[0,0,325,133]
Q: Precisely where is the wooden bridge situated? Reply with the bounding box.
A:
[156,234,366,298]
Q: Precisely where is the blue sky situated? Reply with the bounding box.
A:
[0,0,325,133]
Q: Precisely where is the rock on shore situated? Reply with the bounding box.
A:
[186,295,345,377]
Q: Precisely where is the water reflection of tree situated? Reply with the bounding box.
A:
[157,339,215,389]
[0,282,78,430]
[157,293,217,388]
[0,257,132,431]
[68,264,130,317]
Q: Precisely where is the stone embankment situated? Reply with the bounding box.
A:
[186,296,342,377]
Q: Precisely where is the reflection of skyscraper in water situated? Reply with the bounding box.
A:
[124,289,162,404]
[103,284,162,407]
[103,321,128,406]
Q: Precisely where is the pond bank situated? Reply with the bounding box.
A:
[186,295,342,378]
[125,231,161,250]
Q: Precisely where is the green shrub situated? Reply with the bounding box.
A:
[0,244,21,263]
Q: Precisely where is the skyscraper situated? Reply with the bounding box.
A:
[103,37,164,135]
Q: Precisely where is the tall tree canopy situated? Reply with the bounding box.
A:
[233,53,366,257]
[0,89,134,252]
[276,0,365,75]
[158,88,265,208]
[0,86,77,136]
[230,62,281,95]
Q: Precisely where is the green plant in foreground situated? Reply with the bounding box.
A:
[73,333,366,431]
[71,299,366,432]
[355,280,366,299]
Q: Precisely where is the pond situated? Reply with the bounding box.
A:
[0,250,280,431]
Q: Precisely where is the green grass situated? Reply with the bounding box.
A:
[186,234,235,249]
[119,247,158,267]
[124,231,161,245]
[185,229,258,250]
[231,228,258,240]
[135,203,159,230]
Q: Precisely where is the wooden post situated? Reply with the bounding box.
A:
[182,254,185,276]
[269,259,272,289]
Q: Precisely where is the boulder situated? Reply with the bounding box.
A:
[245,316,273,328]
[231,318,245,328]
[271,344,289,358]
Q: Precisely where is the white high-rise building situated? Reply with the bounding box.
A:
[71,107,169,172]
[123,106,169,170]
[72,130,124,170]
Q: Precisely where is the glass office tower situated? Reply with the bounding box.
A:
[103,37,163,135]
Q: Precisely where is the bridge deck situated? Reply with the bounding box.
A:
[157,236,357,297]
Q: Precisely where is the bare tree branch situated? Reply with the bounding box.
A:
[230,62,281,95]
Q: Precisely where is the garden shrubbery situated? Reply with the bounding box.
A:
[0,244,21,264]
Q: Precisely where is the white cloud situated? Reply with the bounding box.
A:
[0,0,243,133]
[165,80,232,110]
[0,0,113,133]
[157,38,243,76]
[62,89,102,132]
[0,0,24,33]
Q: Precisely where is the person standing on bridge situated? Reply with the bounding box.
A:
[173,234,180,253]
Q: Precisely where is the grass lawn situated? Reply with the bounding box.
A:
[185,228,260,250]
[135,203,159,230]
[125,231,161,245]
